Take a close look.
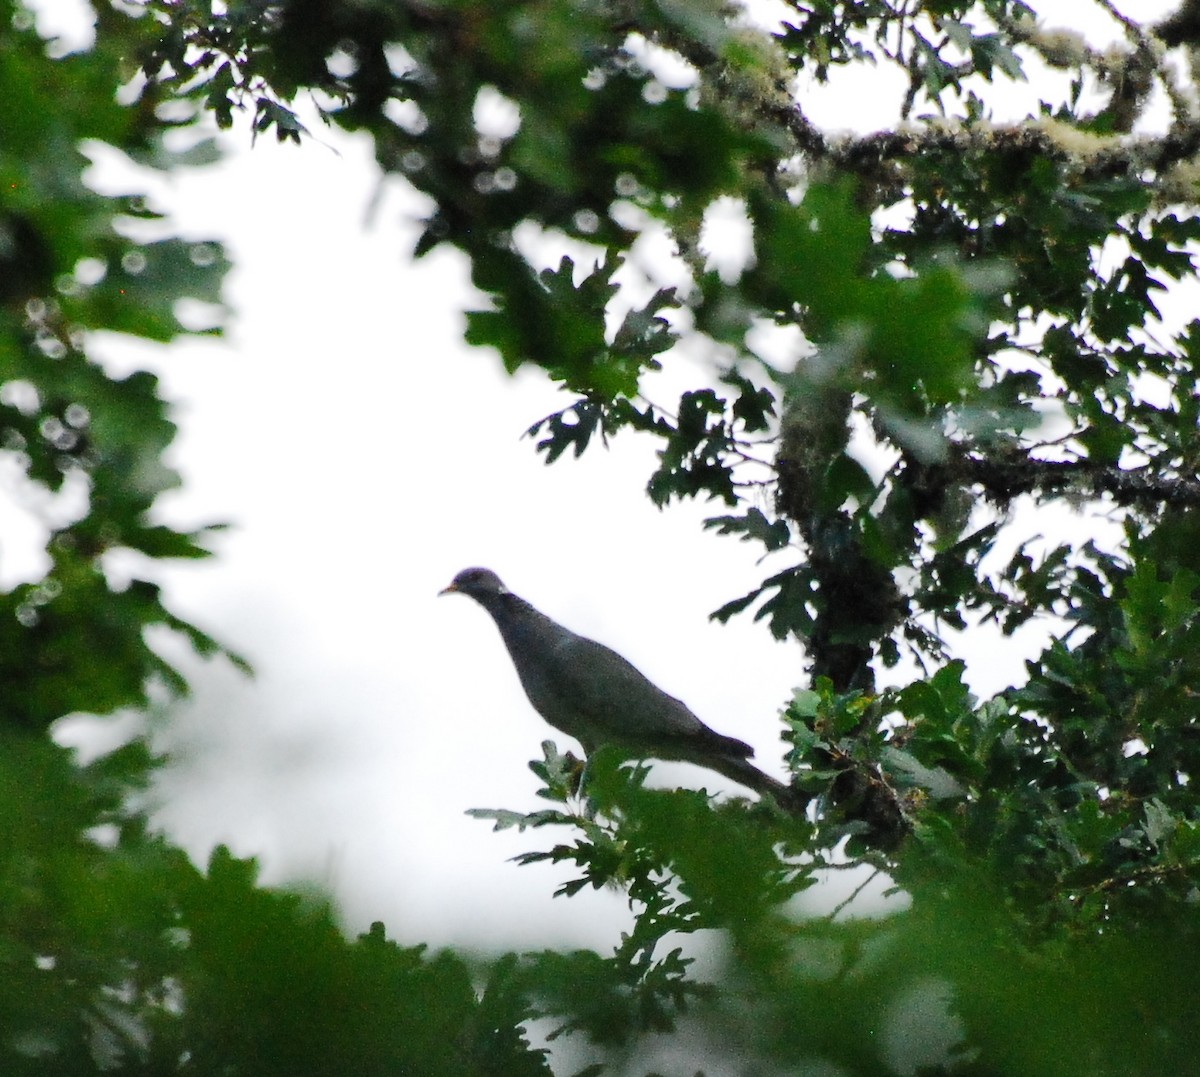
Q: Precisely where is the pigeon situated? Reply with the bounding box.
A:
[440,566,795,806]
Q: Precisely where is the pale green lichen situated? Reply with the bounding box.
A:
[1034,28,1090,70]
[1026,116,1121,161]
[1157,157,1200,207]
[720,25,796,112]
[1005,14,1089,69]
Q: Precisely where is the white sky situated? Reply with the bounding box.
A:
[14,0,1183,954]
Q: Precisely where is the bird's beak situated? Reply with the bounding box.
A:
[438,582,458,596]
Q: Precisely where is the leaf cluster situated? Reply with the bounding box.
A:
[0,772,549,1077]
[1,0,243,733]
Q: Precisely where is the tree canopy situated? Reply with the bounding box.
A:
[5,0,1200,1073]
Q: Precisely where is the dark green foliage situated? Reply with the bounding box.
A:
[0,0,242,736]
[0,730,524,1074]
[467,256,677,397]
[166,850,551,1077]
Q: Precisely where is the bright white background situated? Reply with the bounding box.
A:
[16,0,1176,954]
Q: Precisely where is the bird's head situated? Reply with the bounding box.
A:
[439,566,510,600]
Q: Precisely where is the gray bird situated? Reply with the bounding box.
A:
[440,567,795,806]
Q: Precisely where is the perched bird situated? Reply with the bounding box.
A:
[440,566,795,806]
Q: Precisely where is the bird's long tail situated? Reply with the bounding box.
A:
[708,754,809,815]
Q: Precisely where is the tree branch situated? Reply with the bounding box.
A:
[961,456,1200,509]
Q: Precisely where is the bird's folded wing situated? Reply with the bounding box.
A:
[542,634,712,742]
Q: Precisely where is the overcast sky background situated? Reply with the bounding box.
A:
[17,0,1177,954]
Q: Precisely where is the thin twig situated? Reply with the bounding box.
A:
[826,867,883,921]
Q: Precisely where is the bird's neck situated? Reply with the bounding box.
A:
[478,591,558,649]
[487,591,539,624]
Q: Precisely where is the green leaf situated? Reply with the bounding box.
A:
[703,508,791,551]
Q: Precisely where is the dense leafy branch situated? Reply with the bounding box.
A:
[958,452,1200,507]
